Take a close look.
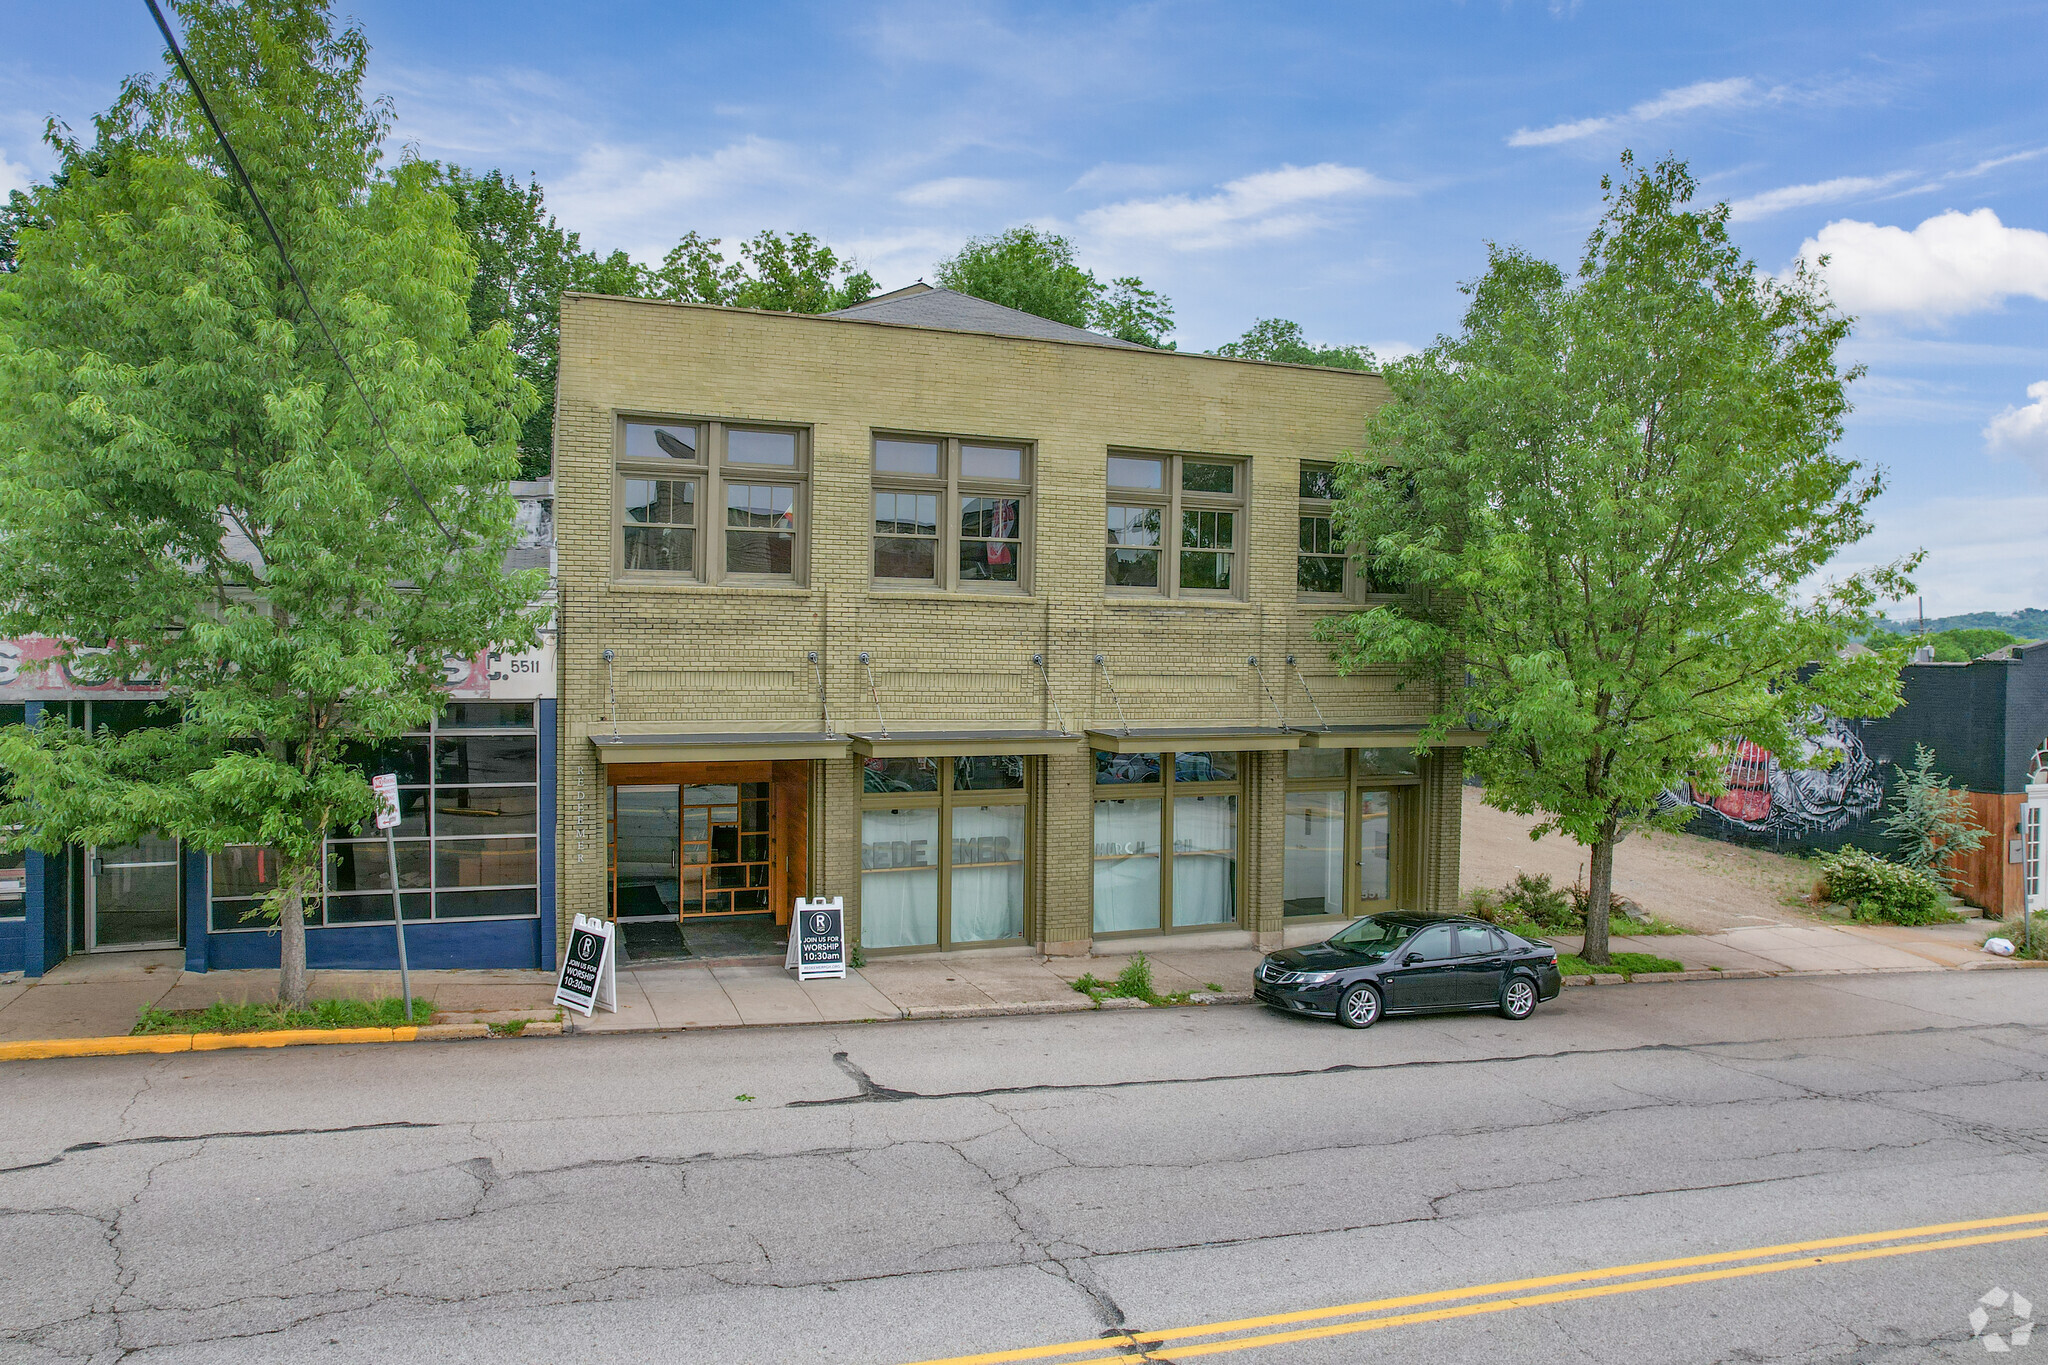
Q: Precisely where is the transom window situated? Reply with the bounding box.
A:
[1298,461,1404,602]
[617,417,807,584]
[872,435,1032,592]
[1107,453,1245,598]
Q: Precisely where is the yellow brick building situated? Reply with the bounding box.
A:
[552,285,1468,962]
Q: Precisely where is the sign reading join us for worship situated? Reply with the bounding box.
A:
[554,913,617,1017]
[784,898,846,981]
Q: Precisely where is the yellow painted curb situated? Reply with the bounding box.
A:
[190,1027,410,1051]
[0,1035,195,1061]
[0,1026,419,1062]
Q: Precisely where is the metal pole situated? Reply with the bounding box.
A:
[386,823,413,1022]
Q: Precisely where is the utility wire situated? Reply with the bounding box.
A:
[143,0,460,546]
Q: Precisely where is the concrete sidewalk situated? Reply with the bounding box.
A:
[0,915,2027,1044]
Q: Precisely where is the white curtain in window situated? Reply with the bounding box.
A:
[1359,791,1392,902]
[950,804,1025,943]
[1283,790,1344,916]
[1172,794,1237,925]
[861,808,939,948]
[1093,798,1161,932]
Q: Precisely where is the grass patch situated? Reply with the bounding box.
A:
[1984,919,2048,961]
[486,1019,528,1036]
[1555,952,1684,980]
[1070,953,1194,1006]
[133,997,433,1035]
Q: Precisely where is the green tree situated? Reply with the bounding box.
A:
[935,225,1175,346]
[1095,276,1176,349]
[1878,744,1987,887]
[1922,627,2021,662]
[0,0,544,1006]
[731,230,877,312]
[1214,318,1375,370]
[1319,153,1916,963]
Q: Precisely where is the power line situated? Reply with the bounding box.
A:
[142,0,461,546]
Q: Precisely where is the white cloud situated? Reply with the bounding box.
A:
[1794,208,2048,320]
[1079,162,1398,250]
[1985,381,2048,476]
[1069,162,1176,194]
[547,137,815,258]
[1825,494,2048,617]
[0,148,30,196]
[895,176,1009,208]
[1508,77,1755,147]
[1727,173,1909,223]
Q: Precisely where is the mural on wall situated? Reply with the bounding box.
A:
[1657,710,1885,837]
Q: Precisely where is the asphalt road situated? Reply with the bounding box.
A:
[3,971,2047,1365]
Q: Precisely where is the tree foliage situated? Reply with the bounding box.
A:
[935,225,1175,347]
[1213,318,1375,370]
[0,0,544,1005]
[424,168,880,478]
[1320,153,1917,963]
[1918,627,2022,662]
[1878,744,1988,886]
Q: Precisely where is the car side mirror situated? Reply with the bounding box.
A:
[1403,952,1422,965]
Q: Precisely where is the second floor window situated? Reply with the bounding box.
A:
[1107,452,1244,599]
[618,418,807,584]
[872,435,1031,592]
[1298,461,1403,601]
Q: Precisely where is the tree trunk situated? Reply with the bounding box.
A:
[277,874,309,1010]
[1582,834,1618,965]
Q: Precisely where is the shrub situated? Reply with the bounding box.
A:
[1500,872,1579,931]
[1816,848,1956,925]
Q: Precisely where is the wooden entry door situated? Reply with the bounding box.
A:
[609,760,809,926]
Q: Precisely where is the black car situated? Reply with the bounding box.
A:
[1254,911,1562,1028]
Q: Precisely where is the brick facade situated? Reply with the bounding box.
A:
[552,294,1466,955]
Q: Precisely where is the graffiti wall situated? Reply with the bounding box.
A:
[1658,711,1887,842]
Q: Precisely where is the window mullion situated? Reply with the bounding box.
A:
[707,423,725,584]
[1166,460,1182,599]
[1159,754,1174,929]
[944,439,959,592]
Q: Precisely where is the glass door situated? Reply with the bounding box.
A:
[612,786,680,920]
[88,834,181,949]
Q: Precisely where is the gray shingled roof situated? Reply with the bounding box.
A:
[825,283,1147,349]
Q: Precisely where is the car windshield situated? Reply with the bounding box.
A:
[1326,915,1417,957]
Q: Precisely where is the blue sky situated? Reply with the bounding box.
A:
[7,2,2047,617]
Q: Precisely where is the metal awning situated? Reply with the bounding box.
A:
[1083,726,1303,754]
[588,732,853,764]
[850,730,1084,758]
[1296,725,1490,749]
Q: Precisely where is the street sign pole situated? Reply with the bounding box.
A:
[372,773,413,1022]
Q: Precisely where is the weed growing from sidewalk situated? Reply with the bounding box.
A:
[133,997,433,1035]
[1555,952,1683,980]
[486,1020,529,1036]
[1068,953,1193,1006]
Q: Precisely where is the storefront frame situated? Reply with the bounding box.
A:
[859,754,1032,954]
[1281,747,1424,922]
[1092,749,1246,938]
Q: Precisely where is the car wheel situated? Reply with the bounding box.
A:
[1337,983,1382,1029]
[1499,976,1538,1020]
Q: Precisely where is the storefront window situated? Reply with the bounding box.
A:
[1282,748,1417,918]
[1093,751,1241,934]
[860,755,1029,951]
[209,703,541,930]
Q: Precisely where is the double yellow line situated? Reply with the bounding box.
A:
[902,1210,2048,1365]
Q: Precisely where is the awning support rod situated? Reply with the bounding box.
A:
[1032,654,1072,735]
[858,651,890,739]
[1094,654,1132,737]
[808,651,838,738]
[1248,656,1289,731]
[1287,655,1333,732]
[602,648,618,738]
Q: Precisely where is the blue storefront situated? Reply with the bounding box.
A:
[1,651,557,979]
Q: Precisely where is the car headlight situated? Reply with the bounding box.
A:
[1294,971,1340,986]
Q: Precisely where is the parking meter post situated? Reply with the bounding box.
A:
[386,824,412,1022]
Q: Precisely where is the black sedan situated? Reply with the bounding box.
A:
[1254,911,1562,1028]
